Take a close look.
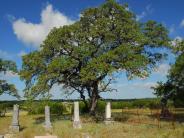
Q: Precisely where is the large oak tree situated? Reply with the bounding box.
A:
[0,58,19,98]
[20,0,171,114]
[153,39,184,109]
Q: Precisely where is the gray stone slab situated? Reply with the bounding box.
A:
[9,104,20,133]
[0,135,4,138]
[34,136,57,138]
[4,134,15,138]
[73,102,81,128]
[44,106,52,129]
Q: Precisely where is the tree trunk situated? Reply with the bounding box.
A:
[80,92,89,112]
[89,82,99,115]
[89,95,98,115]
[83,99,89,112]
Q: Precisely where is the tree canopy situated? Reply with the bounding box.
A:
[20,0,171,114]
[0,58,19,98]
[153,39,184,107]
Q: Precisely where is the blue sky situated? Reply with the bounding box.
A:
[0,0,184,100]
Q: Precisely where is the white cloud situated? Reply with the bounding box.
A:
[132,82,157,89]
[0,50,15,60]
[6,14,15,22]
[100,80,157,99]
[0,49,27,60]
[17,50,27,57]
[136,11,146,21]
[180,19,184,27]
[13,4,74,48]
[0,71,19,80]
[49,84,81,99]
[114,81,156,90]
[171,36,183,47]
[136,4,153,21]
[175,36,183,41]
[154,64,170,75]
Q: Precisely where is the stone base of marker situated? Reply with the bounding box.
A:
[44,124,52,130]
[73,120,82,129]
[34,136,57,138]
[44,122,53,132]
[104,118,114,125]
[9,125,20,133]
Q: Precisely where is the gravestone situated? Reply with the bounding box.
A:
[104,102,113,124]
[44,106,52,129]
[34,136,57,138]
[0,135,4,138]
[9,104,20,133]
[73,101,82,128]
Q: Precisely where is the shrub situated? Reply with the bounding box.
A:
[96,100,105,113]
[23,101,64,115]
[0,102,17,117]
[0,103,7,117]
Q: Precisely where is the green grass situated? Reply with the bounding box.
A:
[0,109,184,138]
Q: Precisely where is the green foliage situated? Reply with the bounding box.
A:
[153,39,184,107]
[23,101,64,115]
[0,103,8,117]
[0,58,17,73]
[96,100,106,113]
[78,101,89,113]
[79,99,161,113]
[0,102,16,117]
[111,99,160,109]
[20,0,171,112]
[0,58,19,98]
[174,99,184,107]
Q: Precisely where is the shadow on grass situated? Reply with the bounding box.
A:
[20,126,26,131]
[112,112,130,122]
[34,116,44,124]
[148,110,184,123]
[174,113,184,123]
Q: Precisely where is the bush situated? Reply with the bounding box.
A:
[173,99,184,107]
[79,101,88,113]
[96,100,106,113]
[0,102,16,117]
[0,103,7,117]
[79,100,106,114]
[110,99,160,109]
[23,101,64,115]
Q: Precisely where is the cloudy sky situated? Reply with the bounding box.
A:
[0,0,183,100]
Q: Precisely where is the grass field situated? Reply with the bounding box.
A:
[0,109,183,138]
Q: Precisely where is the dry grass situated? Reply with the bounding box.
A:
[0,109,183,138]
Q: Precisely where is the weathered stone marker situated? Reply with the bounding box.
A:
[9,104,20,133]
[34,136,57,138]
[0,135,4,138]
[44,106,52,129]
[104,102,113,124]
[73,101,82,128]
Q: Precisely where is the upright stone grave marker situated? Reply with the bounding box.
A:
[34,136,57,138]
[9,104,20,133]
[73,101,82,128]
[44,106,52,129]
[104,102,113,124]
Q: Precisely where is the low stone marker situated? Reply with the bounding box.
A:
[34,136,57,138]
[73,101,82,129]
[104,102,113,124]
[44,106,52,129]
[9,104,20,133]
[0,135,4,138]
